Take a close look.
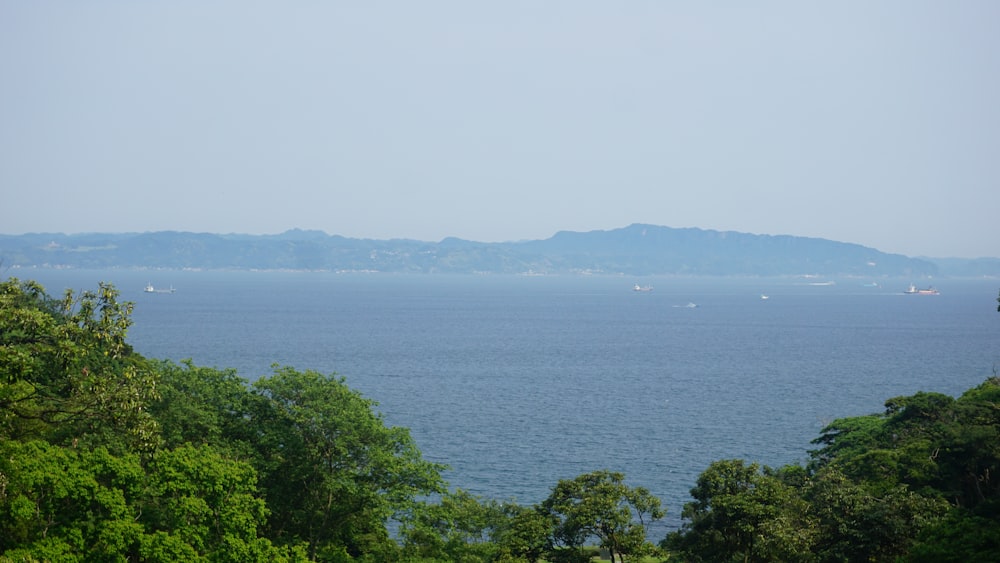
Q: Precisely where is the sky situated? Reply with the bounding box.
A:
[1,2,998,258]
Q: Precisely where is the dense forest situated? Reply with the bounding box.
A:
[1,277,998,562]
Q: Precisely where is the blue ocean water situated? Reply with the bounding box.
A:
[15,269,1000,535]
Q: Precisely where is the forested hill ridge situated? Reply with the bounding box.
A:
[1,223,988,276]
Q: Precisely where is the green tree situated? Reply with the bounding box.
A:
[140,443,292,562]
[803,379,1000,562]
[809,393,954,498]
[808,413,888,469]
[904,509,1000,563]
[0,278,160,451]
[248,366,446,560]
[940,379,1000,509]
[0,439,304,562]
[805,467,947,563]
[492,503,554,563]
[664,459,811,563]
[148,359,256,454]
[399,489,509,562]
[0,440,146,561]
[542,470,664,563]
[811,381,1000,510]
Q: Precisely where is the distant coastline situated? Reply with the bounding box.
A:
[2,224,997,277]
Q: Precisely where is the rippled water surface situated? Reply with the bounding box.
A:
[20,269,1000,534]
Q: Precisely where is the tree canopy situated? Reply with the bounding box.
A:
[0,278,159,450]
[2,276,998,562]
[542,470,664,562]
[0,278,443,561]
[666,377,1000,562]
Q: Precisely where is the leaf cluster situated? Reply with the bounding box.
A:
[5,276,998,562]
[398,471,666,563]
[0,279,443,561]
[2,278,669,562]
[665,377,1000,562]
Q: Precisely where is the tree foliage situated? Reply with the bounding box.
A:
[542,470,664,562]
[398,489,511,562]
[3,276,999,562]
[248,366,447,559]
[0,277,159,450]
[0,279,442,561]
[668,378,1000,562]
[148,359,255,454]
[0,440,143,559]
[664,460,811,563]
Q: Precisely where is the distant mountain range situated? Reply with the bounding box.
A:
[1,224,996,277]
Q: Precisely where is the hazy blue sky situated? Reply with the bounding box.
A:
[2,2,998,257]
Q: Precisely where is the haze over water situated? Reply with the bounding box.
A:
[19,269,1000,534]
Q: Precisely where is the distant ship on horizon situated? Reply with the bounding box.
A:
[144,283,176,294]
[904,283,939,295]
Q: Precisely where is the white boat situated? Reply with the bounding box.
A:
[144,283,175,294]
[904,284,939,295]
[633,284,653,292]
[760,294,770,300]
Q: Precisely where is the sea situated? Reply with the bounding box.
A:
[12,268,1000,536]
